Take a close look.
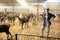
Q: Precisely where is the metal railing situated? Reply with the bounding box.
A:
[15,34,60,40]
[0,34,60,40]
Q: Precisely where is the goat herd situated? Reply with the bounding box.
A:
[0,13,37,40]
[0,12,59,40]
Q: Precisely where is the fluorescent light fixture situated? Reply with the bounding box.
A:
[17,0,28,6]
[29,3,37,6]
[47,0,60,2]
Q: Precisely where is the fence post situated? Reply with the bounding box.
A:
[16,34,17,40]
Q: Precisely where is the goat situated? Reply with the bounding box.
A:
[0,24,12,40]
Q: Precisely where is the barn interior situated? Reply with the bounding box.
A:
[0,0,60,40]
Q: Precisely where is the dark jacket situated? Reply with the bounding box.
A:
[43,13,55,26]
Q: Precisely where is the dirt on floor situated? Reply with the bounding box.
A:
[0,17,60,40]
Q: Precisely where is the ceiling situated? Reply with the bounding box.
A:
[0,0,19,6]
[0,0,47,6]
[0,0,60,9]
[26,0,46,3]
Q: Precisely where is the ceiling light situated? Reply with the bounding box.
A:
[17,0,28,6]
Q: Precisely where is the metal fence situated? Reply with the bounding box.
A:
[0,34,60,40]
[15,34,60,40]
